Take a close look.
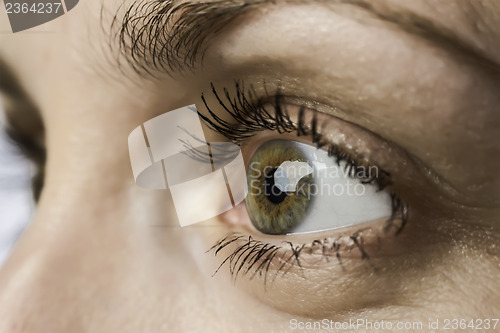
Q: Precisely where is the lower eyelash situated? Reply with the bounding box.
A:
[207,224,399,286]
[208,234,282,285]
[207,191,408,284]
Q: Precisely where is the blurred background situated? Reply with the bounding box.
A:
[0,101,33,266]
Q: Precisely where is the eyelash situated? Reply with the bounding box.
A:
[198,81,409,278]
[208,231,373,285]
[200,82,393,188]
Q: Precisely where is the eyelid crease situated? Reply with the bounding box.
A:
[212,79,486,211]
[199,81,393,188]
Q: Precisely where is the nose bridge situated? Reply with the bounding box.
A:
[0,211,113,328]
[0,228,85,331]
[0,178,193,332]
[0,203,132,332]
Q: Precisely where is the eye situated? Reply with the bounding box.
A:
[245,139,392,235]
[198,81,408,238]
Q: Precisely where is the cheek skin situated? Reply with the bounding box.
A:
[206,211,499,320]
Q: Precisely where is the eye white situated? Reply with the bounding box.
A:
[282,142,392,234]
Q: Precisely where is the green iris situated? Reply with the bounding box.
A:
[246,140,314,234]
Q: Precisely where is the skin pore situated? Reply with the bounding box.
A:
[0,0,499,332]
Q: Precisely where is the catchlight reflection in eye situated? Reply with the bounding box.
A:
[245,140,392,235]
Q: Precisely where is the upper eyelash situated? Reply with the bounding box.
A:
[198,81,394,191]
[199,81,295,143]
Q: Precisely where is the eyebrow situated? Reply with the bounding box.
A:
[114,0,499,78]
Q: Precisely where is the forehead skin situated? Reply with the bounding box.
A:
[0,0,499,332]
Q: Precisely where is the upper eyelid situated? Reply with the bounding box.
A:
[198,82,410,231]
[200,79,491,214]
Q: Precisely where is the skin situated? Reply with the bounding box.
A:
[0,0,499,332]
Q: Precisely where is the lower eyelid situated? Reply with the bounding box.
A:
[207,211,422,316]
[201,84,412,258]
[209,216,399,280]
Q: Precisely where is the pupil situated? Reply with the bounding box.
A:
[264,168,288,204]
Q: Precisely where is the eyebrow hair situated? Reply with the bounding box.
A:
[114,0,267,76]
[114,0,499,78]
